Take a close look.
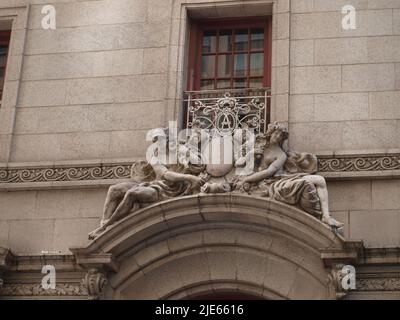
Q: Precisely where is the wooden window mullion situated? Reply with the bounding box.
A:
[191,18,271,91]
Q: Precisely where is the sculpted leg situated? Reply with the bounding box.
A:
[303,175,344,228]
[89,186,159,239]
[101,182,136,226]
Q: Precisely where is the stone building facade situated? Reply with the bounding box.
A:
[0,0,399,300]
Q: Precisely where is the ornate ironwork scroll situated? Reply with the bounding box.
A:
[185,89,270,136]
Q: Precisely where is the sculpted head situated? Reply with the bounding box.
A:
[266,122,289,146]
[252,122,288,161]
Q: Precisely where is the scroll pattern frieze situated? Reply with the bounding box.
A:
[0,154,399,184]
[0,165,131,183]
[318,155,400,172]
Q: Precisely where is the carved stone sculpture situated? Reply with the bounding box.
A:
[89,130,207,239]
[89,122,343,239]
[327,264,348,300]
[232,122,343,228]
[82,269,107,300]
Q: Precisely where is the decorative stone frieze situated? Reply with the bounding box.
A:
[356,278,400,291]
[0,165,131,183]
[0,283,88,297]
[1,154,399,185]
[318,155,400,172]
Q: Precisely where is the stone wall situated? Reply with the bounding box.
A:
[289,0,400,153]
[0,0,399,255]
[286,0,400,249]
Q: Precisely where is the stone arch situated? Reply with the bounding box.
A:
[71,194,362,300]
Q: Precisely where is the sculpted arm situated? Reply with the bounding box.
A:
[152,163,205,188]
[244,154,287,184]
[164,170,197,183]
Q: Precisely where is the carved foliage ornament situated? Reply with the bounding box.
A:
[0,283,88,296]
[327,264,348,300]
[356,278,400,291]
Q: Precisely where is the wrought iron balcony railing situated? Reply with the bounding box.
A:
[184,88,271,136]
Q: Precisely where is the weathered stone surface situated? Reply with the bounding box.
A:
[290,66,342,94]
[350,210,400,248]
[290,40,314,66]
[328,180,372,211]
[0,0,399,300]
[8,219,55,255]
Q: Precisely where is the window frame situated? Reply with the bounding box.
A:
[0,30,11,102]
[187,17,272,91]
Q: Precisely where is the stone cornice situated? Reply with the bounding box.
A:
[0,153,399,189]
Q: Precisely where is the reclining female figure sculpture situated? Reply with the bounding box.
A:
[233,122,344,228]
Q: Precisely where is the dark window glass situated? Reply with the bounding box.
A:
[234,29,248,51]
[0,32,11,102]
[201,55,215,78]
[202,31,216,53]
[234,54,247,77]
[200,79,214,90]
[219,30,232,52]
[251,28,264,50]
[218,55,232,77]
[250,53,264,77]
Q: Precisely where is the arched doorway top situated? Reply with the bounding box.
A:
[70,194,363,300]
[73,194,345,257]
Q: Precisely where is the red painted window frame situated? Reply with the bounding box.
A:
[187,17,272,91]
[0,30,11,101]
